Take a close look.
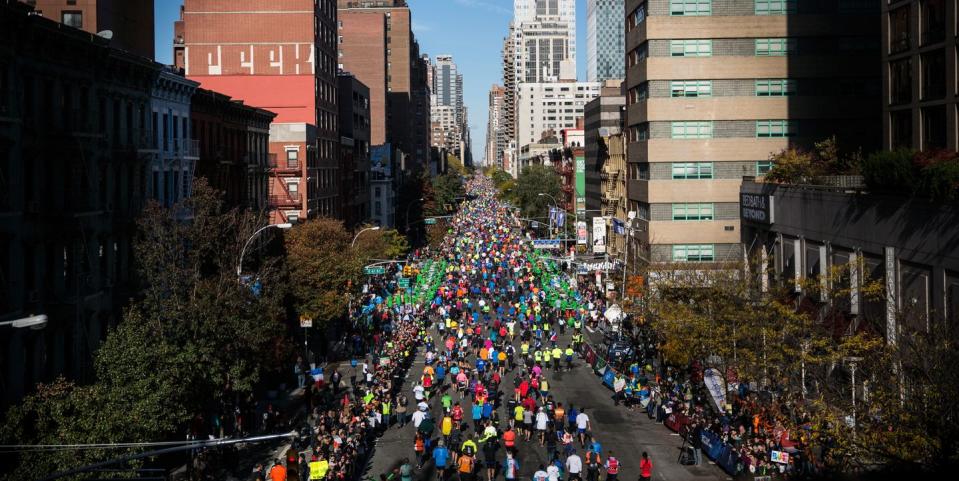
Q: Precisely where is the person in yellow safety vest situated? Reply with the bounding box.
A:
[382,399,392,427]
[309,456,330,480]
[521,343,530,356]
[551,346,562,360]
[533,350,543,363]
[543,349,551,365]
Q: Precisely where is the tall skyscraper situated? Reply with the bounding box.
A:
[624,0,880,266]
[430,55,468,155]
[586,0,625,82]
[501,26,517,172]
[173,0,340,223]
[486,85,506,167]
[512,0,577,84]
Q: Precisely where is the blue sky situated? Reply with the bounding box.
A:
[154,0,589,164]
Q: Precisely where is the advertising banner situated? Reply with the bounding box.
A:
[715,446,741,475]
[592,216,606,254]
[576,221,588,245]
[701,430,725,460]
[664,412,689,433]
[575,154,586,216]
[703,368,727,412]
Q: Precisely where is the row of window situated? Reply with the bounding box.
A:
[670,79,796,97]
[670,120,797,139]
[671,161,774,179]
[669,38,797,57]
[669,0,872,16]
[673,244,715,262]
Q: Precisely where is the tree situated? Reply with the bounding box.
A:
[285,217,357,328]
[0,180,287,480]
[431,172,465,216]
[510,164,561,220]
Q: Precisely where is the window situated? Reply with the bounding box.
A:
[755,38,796,56]
[921,0,946,45]
[890,58,913,105]
[671,80,712,97]
[670,0,711,16]
[921,49,946,100]
[756,161,774,175]
[890,110,912,149]
[672,203,714,220]
[672,162,713,179]
[627,2,647,31]
[889,6,911,54]
[922,105,947,149]
[286,149,299,168]
[672,244,715,262]
[757,120,797,137]
[755,79,796,96]
[630,123,650,141]
[671,121,713,139]
[61,10,83,28]
[670,40,712,57]
[755,0,795,15]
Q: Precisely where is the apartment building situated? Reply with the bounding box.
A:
[337,0,431,170]
[624,0,881,266]
[24,0,155,58]
[486,85,507,167]
[174,0,341,223]
[883,0,957,150]
[515,80,600,176]
[1,1,161,406]
[338,72,371,228]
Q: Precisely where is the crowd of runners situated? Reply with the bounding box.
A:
[384,177,654,481]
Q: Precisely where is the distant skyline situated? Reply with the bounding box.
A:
[153,0,591,165]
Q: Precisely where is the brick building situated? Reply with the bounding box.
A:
[337,0,431,170]
[23,0,155,59]
[1,1,160,406]
[338,72,371,228]
[174,0,340,223]
[190,88,275,212]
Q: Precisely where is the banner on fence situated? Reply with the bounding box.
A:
[715,445,741,476]
[664,412,689,433]
[701,430,725,460]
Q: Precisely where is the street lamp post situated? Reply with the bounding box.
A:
[0,314,48,330]
[348,226,382,332]
[404,198,424,235]
[236,223,293,277]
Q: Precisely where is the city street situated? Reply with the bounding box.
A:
[365,330,728,481]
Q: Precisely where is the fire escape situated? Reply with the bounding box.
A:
[268,152,301,223]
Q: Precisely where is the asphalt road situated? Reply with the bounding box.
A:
[363,327,729,481]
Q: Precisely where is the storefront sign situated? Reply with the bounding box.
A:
[740,193,774,224]
[532,239,561,250]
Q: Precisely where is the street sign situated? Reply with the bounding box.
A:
[299,316,313,328]
[532,239,561,250]
[425,217,437,225]
[364,266,386,275]
[398,277,410,289]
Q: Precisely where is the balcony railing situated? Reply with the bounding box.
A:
[269,193,301,206]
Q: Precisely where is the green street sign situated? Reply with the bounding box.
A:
[364,266,386,275]
[398,277,410,289]
[425,217,437,225]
